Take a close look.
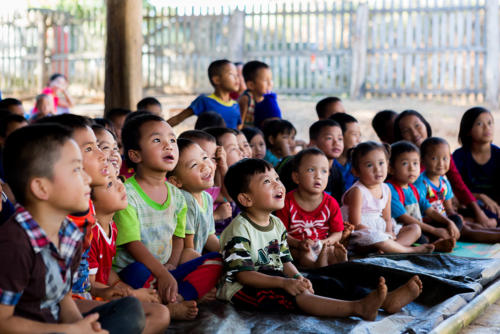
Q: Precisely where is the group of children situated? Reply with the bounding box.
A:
[0,58,499,333]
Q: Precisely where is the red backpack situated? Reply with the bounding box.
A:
[387,180,419,205]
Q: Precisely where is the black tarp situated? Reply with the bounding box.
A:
[166,254,500,334]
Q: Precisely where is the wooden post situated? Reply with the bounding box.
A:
[350,2,368,98]
[105,0,143,115]
[485,0,499,108]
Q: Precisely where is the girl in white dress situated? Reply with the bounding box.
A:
[341,142,434,253]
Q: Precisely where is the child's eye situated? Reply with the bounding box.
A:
[107,181,113,189]
[322,169,328,174]
[85,146,92,152]
[366,163,372,168]
[264,179,270,184]
[402,162,408,166]
[153,138,160,143]
[191,163,197,168]
[170,138,176,143]
[307,167,314,172]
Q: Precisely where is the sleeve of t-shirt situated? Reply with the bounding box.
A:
[443,177,454,201]
[327,196,344,233]
[222,233,255,282]
[182,192,196,235]
[174,189,187,238]
[413,175,427,202]
[189,95,207,116]
[388,183,406,218]
[447,154,476,206]
[114,204,141,246]
[417,188,432,212]
[88,225,100,275]
[206,194,216,235]
[0,231,32,306]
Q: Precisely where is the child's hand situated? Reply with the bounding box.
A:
[446,220,461,239]
[70,313,108,334]
[480,194,500,216]
[214,202,232,220]
[297,276,314,294]
[164,263,176,271]
[282,278,308,296]
[97,285,129,300]
[131,288,161,303]
[157,271,178,304]
[299,239,314,251]
[433,227,452,240]
[215,146,227,169]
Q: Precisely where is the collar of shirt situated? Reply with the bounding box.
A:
[14,205,82,281]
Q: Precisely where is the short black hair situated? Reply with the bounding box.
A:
[203,127,238,146]
[309,119,341,141]
[261,119,296,148]
[3,124,73,205]
[224,158,273,210]
[0,114,27,138]
[207,59,232,87]
[137,97,161,111]
[167,138,196,178]
[458,107,491,148]
[179,130,216,144]
[122,113,166,169]
[242,60,269,83]
[194,111,226,130]
[420,137,449,159]
[0,98,22,109]
[316,97,341,119]
[351,141,389,172]
[49,73,66,82]
[105,107,131,121]
[390,140,420,166]
[91,123,117,141]
[93,117,116,133]
[241,127,264,143]
[372,110,398,141]
[37,113,93,130]
[329,113,358,133]
[292,147,326,172]
[394,110,432,143]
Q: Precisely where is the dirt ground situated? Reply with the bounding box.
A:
[73,94,500,151]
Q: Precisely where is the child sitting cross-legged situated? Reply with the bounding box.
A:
[113,113,223,321]
[342,141,435,254]
[89,172,171,333]
[276,148,347,268]
[387,141,460,252]
[219,158,425,318]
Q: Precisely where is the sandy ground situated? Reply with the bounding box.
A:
[73,94,500,151]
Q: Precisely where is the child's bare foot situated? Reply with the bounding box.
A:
[412,244,435,253]
[315,244,329,268]
[167,300,198,320]
[382,275,423,314]
[197,288,217,304]
[329,242,348,265]
[433,238,456,253]
[356,277,387,321]
[341,222,354,246]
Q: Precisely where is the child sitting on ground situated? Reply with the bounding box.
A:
[239,60,282,129]
[342,141,435,254]
[178,130,232,223]
[316,96,345,120]
[30,94,55,123]
[167,59,241,129]
[453,107,500,224]
[417,137,500,243]
[137,97,163,116]
[219,158,424,319]
[242,127,267,159]
[167,139,221,261]
[308,119,345,203]
[114,113,222,320]
[276,148,347,268]
[330,113,361,192]
[0,124,145,334]
[387,141,460,252]
[262,119,297,166]
[372,110,398,144]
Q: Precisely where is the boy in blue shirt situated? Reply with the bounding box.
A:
[167,59,241,129]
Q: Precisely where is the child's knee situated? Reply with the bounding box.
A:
[146,303,171,329]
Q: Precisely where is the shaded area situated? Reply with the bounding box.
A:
[166,254,500,334]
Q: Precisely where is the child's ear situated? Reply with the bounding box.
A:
[246,80,255,91]
[268,136,275,146]
[128,149,142,164]
[29,177,51,201]
[168,175,182,188]
[237,192,253,208]
[291,171,299,185]
[212,74,221,86]
[388,164,395,176]
[351,166,359,178]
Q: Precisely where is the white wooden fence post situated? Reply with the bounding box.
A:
[485,0,499,108]
[228,9,245,62]
[350,2,368,98]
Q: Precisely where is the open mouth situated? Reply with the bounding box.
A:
[274,192,284,199]
[163,154,175,162]
[314,182,322,187]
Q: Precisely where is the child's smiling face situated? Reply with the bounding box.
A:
[219,132,242,167]
[73,126,109,187]
[174,143,215,192]
[422,143,450,178]
[244,168,285,212]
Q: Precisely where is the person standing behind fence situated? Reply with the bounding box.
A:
[32,73,74,115]
[167,60,241,129]
[238,60,282,129]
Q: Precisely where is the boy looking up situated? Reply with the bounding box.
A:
[0,124,144,333]
[167,59,241,129]
[218,159,388,320]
